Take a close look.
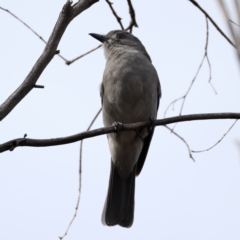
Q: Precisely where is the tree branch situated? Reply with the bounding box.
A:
[218,0,240,61]
[0,5,104,65]
[125,0,138,33]
[188,0,236,49]
[229,19,240,27]
[164,17,214,119]
[0,0,99,121]
[105,0,124,30]
[1,112,239,153]
[59,108,102,240]
[192,119,238,153]
[66,44,102,65]
[164,125,195,162]
[0,6,67,62]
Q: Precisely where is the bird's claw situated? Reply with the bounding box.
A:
[112,122,124,137]
[148,117,156,133]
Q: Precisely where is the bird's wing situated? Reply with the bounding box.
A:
[100,83,104,105]
[136,128,155,176]
[136,79,161,176]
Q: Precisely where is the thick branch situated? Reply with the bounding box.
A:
[0,112,239,153]
[0,0,98,121]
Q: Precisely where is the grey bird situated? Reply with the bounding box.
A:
[89,30,161,228]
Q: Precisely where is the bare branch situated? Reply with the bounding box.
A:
[34,85,44,89]
[66,44,102,65]
[0,6,47,42]
[165,17,213,118]
[0,6,68,62]
[0,0,99,121]
[188,0,236,49]
[229,19,240,27]
[1,112,240,153]
[164,17,218,126]
[105,0,124,30]
[0,4,101,65]
[192,120,238,153]
[164,125,195,162]
[218,0,240,62]
[204,19,217,95]
[59,108,102,240]
[125,0,138,33]
[234,0,240,31]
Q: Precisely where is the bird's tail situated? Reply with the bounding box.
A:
[102,161,136,228]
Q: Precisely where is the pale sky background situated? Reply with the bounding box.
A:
[1,0,240,240]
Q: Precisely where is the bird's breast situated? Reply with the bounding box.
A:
[102,53,158,125]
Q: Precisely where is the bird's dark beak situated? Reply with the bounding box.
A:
[89,33,106,43]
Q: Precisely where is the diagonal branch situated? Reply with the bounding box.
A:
[66,44,102,65]
[164,125,195,162]
[229,19,240,27]
[0,6,68,62]
[59,108,102,240]
[1,112,240,153]
[192,119,238,153]
[105,0,124,30]
[125,0,138,33]
[188,0,236,48]
[218,0,240,61]
[0,5,102,66]
[0,6,47,43]
[0,0,99,121]
[164,17,214,119]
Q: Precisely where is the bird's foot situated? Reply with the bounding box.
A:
[112,122,124,137]
[148,117,156,133]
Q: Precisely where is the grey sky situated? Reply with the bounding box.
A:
[1,1,240,239]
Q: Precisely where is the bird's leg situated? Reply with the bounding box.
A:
[112,122,124,137]
[148,117,156,133]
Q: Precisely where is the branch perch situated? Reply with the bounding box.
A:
[1,112,239,153]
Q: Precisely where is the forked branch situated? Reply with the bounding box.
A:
[0,0,99,121]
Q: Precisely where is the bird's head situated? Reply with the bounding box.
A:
[89,30,151,62]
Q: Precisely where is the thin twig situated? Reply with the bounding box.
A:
[125,0,138,33]
[0,5,101,65]
[66,44,102,65]
[192,120,238,153]
[164,125,195,162]
[0,6,47,43]
[59,108,102,240]
[105,0,124,30]
[229,19,240,27]
[0,0,99,121]
[234,0,240,31]
[188,0,236,48]
[204,19,217,94]
[0,6,68,62]
[1,112,240,153]
[164,17,216,120]
[218,0,240,63]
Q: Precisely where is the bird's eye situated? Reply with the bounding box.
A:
[117,34,125,39]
